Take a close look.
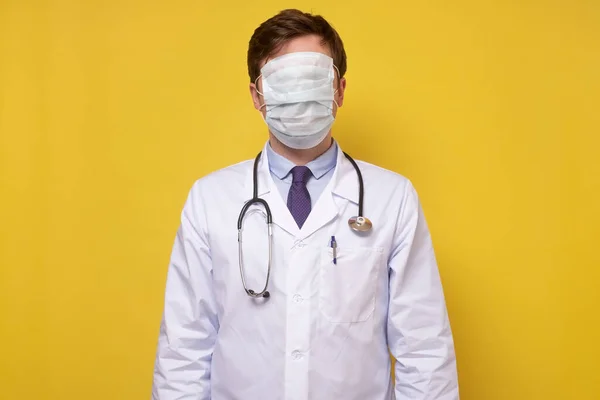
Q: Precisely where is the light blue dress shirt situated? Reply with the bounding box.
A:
[266,141,338,208]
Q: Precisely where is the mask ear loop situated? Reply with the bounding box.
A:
[254,74,267,110]
[333,64,341,109]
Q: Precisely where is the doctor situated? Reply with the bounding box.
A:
[152,8,459,400]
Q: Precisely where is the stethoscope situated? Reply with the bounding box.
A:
[237,151,372,298]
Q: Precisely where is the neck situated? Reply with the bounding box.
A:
[269,133,333,166]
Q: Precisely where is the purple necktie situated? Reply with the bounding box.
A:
[287,166,312,228]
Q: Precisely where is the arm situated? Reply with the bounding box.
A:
[152,184,218,400]
[388,181,459,399]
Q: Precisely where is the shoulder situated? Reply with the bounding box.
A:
[353,158,416,195]
[187,158,254,199]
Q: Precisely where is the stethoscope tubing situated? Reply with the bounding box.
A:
[237,150,366,299]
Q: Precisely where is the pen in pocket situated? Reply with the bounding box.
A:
[330,236,337,265]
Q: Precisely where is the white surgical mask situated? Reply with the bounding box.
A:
[256,52,339,150]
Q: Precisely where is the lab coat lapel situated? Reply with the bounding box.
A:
[242,145,300,237]
[299,146,358,239]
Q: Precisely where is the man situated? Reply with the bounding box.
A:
[152,9,459,400]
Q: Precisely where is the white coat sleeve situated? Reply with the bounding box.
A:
[152,184,218,400]
[387,181,459,399]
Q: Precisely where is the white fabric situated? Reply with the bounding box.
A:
[152,142,459,400]
[259,52,336,149]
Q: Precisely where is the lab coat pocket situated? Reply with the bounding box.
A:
[319,246,383,323]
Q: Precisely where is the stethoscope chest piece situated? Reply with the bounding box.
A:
[348,216,373,232]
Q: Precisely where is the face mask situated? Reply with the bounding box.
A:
[256,52,339,150]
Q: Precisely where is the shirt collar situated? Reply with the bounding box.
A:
[266,140,338,180]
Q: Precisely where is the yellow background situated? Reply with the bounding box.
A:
[1,0,599,399]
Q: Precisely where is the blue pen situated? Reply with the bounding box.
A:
[330,236,337,265]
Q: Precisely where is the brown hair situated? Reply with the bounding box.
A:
[247,9,347,83]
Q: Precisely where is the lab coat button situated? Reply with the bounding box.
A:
[293,294,303,303]
[291,350,303,360]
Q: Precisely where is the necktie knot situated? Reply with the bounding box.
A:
[291,166,312,184]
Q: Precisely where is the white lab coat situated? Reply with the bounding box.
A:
[152,142,459,400]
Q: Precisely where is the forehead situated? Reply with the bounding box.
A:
[261,34,331,69]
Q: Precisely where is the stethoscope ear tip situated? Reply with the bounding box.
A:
[247,289,270,298]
